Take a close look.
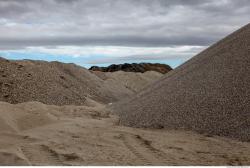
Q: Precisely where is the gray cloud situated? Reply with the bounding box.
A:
[0,35,217,48]
[0,0,249,49]
[85,45,206,65]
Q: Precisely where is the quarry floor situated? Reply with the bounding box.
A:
[0,101,249,166]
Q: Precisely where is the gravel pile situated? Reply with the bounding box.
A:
[0,58,162,106]
[115,23,250,141]
[0,59,106,105]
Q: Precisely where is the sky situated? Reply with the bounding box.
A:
[0,0,249,68]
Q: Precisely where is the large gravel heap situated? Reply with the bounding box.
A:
[0,58,162,105]
[115,23,250,141]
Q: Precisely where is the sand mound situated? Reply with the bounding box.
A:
[115,23,250,141]
[93,71,163,93]
[0,101,57,132]
[0,59,162,105]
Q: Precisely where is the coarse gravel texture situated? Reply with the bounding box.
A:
[0,58,162,106]
[114,23,250,141]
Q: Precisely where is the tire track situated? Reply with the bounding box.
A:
[133,134,175,164]
[119,133,171,165]
[20,144,63,166]
[120,134,151,165]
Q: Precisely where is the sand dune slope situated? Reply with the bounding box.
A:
[0,101,249,166]
[93,71,163,93]
[115,23,250,141]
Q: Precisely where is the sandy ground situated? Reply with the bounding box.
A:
[0,101,249,166]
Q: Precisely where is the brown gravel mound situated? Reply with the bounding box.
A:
[0,58,162,105]
[115,23,250,141]
[0,59,107,105]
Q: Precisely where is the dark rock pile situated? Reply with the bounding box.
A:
[115,23,250,141]
[89,63,172,74]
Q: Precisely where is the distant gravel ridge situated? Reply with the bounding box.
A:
[89,63,172,74]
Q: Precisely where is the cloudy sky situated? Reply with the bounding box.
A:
[0,0,249,68]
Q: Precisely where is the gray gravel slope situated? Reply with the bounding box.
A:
[115,23,250,141]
